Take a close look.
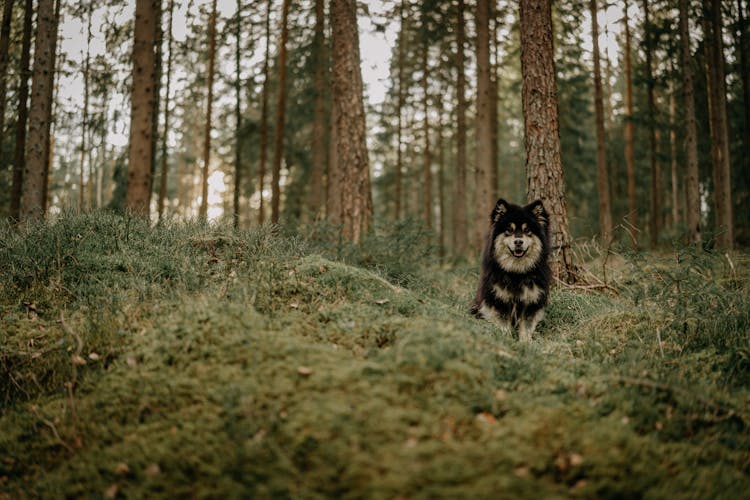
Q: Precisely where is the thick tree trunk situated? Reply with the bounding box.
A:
[519,0,575,282]
[157,0,174,221]
[421,33,432,230]
[20,0,58,221]
[271,0,291,224]
[453,0,468,255]
[623,0,637,248]
[475,0,493,246]
[437,91,446,259]
[0,0,14,135]
[490,0,499,185]
[199,0,217,220]
[330,0,372,242]
[232,0,242,228]
[590,0,612,245]
[308,0,327,221]
[257,0,271,224]
[702,0,734,248]
[9,0,32,221]
[126,0,157,218]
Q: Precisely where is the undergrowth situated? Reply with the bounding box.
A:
[1,212,748,498]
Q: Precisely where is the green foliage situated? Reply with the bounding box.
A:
[1,213,749,498]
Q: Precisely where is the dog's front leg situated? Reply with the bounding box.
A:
[519,309,545,342]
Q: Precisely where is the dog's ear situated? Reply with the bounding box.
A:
[525,199,548,227]
[491,199,509,222]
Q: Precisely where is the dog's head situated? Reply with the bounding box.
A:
[489,198,548,273]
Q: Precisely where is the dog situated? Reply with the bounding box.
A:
[471,198,551,342]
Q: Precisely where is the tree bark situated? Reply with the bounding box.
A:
[79,2,93,212]
[199,0,217,220]
[421,28,432,230]
[308,0,327,221]
[453,0,468,255]
[669,82,679,228]
[330,0,372,242]
[126,0,157,218]
[590,0,612,245]
[395,0,405,220]
[157,0,174,221]
[702,0,733,248]
[475,0,493,246]
[0,0,14,136]
[20,0,58,221]
[258,0,271,224]
[643,0,661,248]
[271,0,291,224]
[9,0,32,221]
[623,0,637,248]
[736,0,750,229]
[149,0,162,206]
[519,0,575,282]
[232,0,242,228]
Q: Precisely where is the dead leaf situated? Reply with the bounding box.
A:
[126,357,137,367]
[290,302,299,309]
[513,466,530,477]
[475,412,497,425]
[71,355,87,366]
[374,299,389,305]
[297,366,313,376]
[88,352,100,361]
[144,463,161,476]
[494,389,508,402]
[114,463,130,475]
[104,484,118,498]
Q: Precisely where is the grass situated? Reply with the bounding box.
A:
[1,212,749,498]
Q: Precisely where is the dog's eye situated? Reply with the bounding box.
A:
[523,227,531,234]
[504,229,513,235]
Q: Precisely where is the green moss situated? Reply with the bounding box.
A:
[1,213,749,497]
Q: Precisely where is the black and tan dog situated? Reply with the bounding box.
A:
[471,198,551,342]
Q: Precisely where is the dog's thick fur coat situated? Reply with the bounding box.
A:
[471,198,551,342]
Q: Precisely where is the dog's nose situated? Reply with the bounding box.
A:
[514,239,524,247]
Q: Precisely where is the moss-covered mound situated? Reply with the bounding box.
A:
[1,213,749,498]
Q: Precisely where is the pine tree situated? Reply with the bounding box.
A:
[199,0,217,220]
[126,0,157,217]
[20,0,59,221]
[623,0,637,247]
[271,0,291,224]
[519,0,575,281]
[590,0,612,245]
[330,0,372,242]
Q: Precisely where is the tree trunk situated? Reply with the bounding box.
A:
[271,0,291,224]
[519,0,575,282]
[199,0,217,220]
[490,0,499,186]
[126,0,157,218]
[149,0,162,205]
[623,0,637,248]
[257,0,271,224]
[395,0,405,220]
[42,9,60,213]
[157,0,174,221]
[326,103,341,224]
[669,82,679,227]
[736,0,750,228]
[437,90,446,259]
[9,0,32,221]
[20,0,58,221]
[643,0,661,247]
[307,0,327,221]
[590,0,612,245]
[232,0,242,229]
[475,0,493,246]
[421,31,432,230]
[79,2,93,212]
[453,0,468,255]
[330,0,372,242]
[0,0,14,136]
[702,0,733,248]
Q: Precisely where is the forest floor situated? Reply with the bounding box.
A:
[1,212,749,498]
